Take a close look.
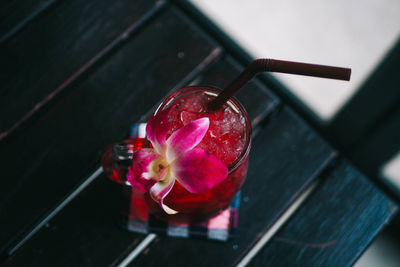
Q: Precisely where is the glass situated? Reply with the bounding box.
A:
[102,85,251,223]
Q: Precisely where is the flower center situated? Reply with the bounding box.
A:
[150,157,170,182]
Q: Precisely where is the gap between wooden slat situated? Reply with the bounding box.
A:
[0,0,59,43]
[117,234,157,267]
[5,41,222,258]
[7,166,103,256]
[0,0,167,142]
[235,180,319,267]
[232,151,337,266]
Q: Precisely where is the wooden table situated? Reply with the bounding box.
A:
[1,1,397,266]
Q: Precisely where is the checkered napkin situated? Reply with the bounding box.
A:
[119,123,241,242]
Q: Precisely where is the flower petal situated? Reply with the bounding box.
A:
[166,117,209,162]
[172,148,228,194]
[150,175,177,214]
[146,108,170,154]
[127,149,160,193]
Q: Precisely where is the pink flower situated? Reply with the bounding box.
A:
[127,109,228,214]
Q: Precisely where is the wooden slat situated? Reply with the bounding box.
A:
[1,52,277,266]
[131,106,335,267]
[2,177,145,266]
[0,5,220,256]
[249,160,397,266]
[350,107,400,181]
[0,0,58,41]
[0,0,159,139]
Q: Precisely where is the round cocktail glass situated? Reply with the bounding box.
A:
[102,85,251,223]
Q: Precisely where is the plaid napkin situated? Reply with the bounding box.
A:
[118,123,241,242]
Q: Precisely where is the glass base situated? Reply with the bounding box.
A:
[119,186,241,241]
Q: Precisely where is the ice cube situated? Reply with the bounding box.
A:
[180,111,199,125]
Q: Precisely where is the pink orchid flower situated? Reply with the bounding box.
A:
[127,109,228,214]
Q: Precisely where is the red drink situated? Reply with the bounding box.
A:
[146,86,251,221]
[102,86,251,223]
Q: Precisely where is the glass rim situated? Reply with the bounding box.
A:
[155,85,252,174]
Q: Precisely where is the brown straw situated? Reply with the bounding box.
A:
[208,58,351,111]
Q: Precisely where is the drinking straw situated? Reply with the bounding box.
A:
[208,58,351,111]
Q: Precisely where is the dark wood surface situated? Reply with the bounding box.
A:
[3,177,138,267]
[250,160,397,266]
[349,108,400,187]
[1,0,397,266]
[0,0,59,41]
[0,4,220,255]
[0,0,158,137]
